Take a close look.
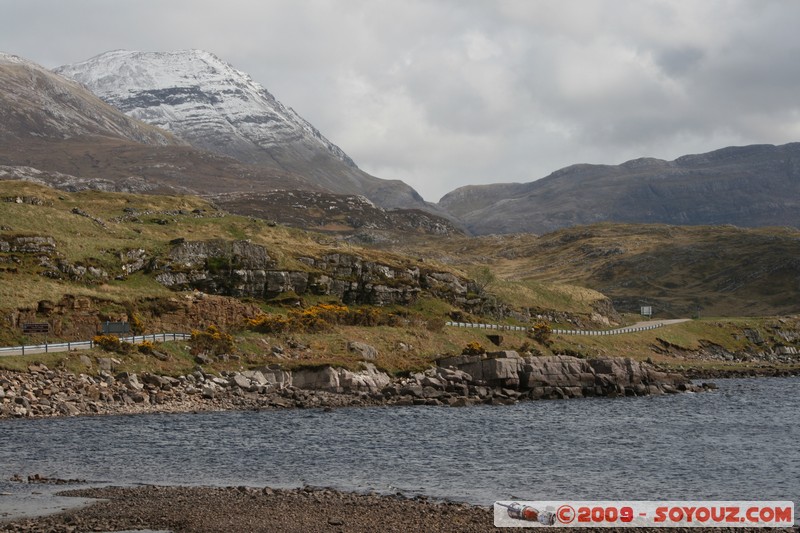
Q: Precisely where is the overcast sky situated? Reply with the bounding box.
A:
[2,0,800,202]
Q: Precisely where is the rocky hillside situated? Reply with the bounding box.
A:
[439,143,800,234]
[211,190,461,236]
[0,52,176,145]
[0,181,613,344]
[55,50,430,210]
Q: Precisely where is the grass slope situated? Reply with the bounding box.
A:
[2,181,799,377]
[381,223,800,317]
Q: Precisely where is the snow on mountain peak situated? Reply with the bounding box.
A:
[0,52,27,65]
[55,49,356,168]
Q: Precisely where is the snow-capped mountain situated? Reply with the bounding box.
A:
[55,50,427,209]
[0,51,313,195]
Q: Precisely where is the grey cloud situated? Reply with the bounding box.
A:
[1,0,800,201]
[655,46,704,77]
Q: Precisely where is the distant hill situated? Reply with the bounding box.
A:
[439,144,800,234]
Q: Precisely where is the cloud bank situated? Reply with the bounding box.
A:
[2,0,799,201]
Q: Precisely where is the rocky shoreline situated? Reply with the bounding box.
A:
[1,352,716,419]
[684,366,800,379]
[1,485,796,533]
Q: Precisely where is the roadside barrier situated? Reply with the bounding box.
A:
[0,333,191,357]
[445,321,665,336]
[445,321,528,332]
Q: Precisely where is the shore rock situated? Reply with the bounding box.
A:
[437,351,692,398]
[0,352,714,420]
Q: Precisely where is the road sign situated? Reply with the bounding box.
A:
[102,321,130,334]
[641,306,653,317]
[22,322,50,334]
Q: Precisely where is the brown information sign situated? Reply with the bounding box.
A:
[22,322,50,334]
[102,321,130,334]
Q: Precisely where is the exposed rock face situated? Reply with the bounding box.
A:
[154,239,278,298]
[166,240,274,270]
[436,351,691,398]
[154,240,474,306]
[0,235,56,253]
[292,363,390,394]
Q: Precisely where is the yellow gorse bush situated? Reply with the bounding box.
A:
[137,339,155,354]
[461,341,484,355]
[190,325,234,355]
[531,321,552,343]
[246,303,397,334]
[92,334,134,354]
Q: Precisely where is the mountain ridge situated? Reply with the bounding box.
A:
[55,49,430,210]
[0,51,462,238]
[439,142,800,234]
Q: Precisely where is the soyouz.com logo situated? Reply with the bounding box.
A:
[493,501,795,527]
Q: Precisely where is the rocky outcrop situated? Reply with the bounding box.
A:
[1,195,49,206]
[154,240,474,306]
[0,234,113,282]
[292,363,390,394]
[348,341,378,360]
[435,351,697,399]
[212,190,461,237]
[0,235,56,254]
[154,239,277,297]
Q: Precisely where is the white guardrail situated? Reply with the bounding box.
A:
[0,333,191,357]
[445,321,665,336]
[2,323,667,357]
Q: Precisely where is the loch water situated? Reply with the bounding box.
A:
[1,377,798,520]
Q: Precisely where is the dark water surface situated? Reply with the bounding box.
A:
[1,377,797,518]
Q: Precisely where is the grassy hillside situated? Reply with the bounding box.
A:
[377,223,800,317]
[2,312,798,377]
[2,180,799,377]
[0,180,600,336]
[0,181,312,309]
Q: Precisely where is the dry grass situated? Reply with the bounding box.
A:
[489,279,606,314]
[0,181,455,311]
[3,316,798,377]
[383,224,800,317]
[3,181,799,377]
